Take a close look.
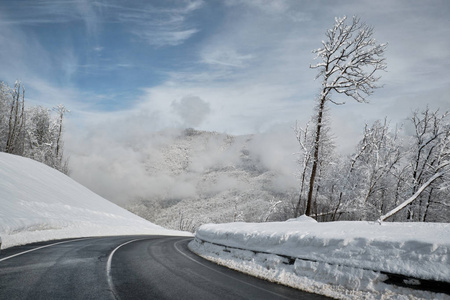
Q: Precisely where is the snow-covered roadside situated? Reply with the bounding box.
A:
[189,216,450,299]
[0,153,190,249]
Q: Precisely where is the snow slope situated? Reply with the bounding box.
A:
[0,153,189,249]
[190,216,450,299]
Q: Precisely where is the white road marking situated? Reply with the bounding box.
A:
[106,238,145,300]
[173,239,293,299]
[0,238,91,263]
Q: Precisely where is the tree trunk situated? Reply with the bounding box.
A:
[5,84,25,154]
[422,187,433,222]
[306,95,326,216]
[294,157,309,217]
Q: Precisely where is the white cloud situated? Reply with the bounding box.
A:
[171,96,211,128]
[0,0,202,46]
[133,28,199,47]
[113,0,203,47]
[0,0,101,36]
[201,48,254,68]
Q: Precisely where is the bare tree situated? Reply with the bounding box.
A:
[351,119,403,219]
[0,82,11,149]
[54,104,69,159]
[0,81,71,174]
[306,16,387,216]
[24,106,55,164]
[378,165,448,223]
[294,121,312,216]
[53,104,70,174]
[5,81,26,155]
[406,108,450,221]
[294,114,334,217]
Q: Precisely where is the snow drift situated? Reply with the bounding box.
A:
[0,153,188,249]
[194,216,450,282]
[190,216,450,299]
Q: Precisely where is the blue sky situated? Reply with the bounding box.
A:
[1,0,450,149]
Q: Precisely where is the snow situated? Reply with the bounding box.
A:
[190,215,450,299]
[0,153,190,249]
[2,151,449,298]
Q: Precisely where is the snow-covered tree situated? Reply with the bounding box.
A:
[5,81,26,155]
[293,121,313,216]
[0,81,70,174]
[403,108,450,221]
[349,119,403,220]
[294,113,334,218]
[53,104,70,174]
[0,82,11,150]
[24,106,56,164]
[306,16,387,216]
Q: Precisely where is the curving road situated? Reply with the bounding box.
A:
[0,236,329,299]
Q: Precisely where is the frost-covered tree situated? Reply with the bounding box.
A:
[24,106,55,164]
[306,16,387,216]
[0,82,11,150]
[22,104,70,174]
[313,120,402,222]
[349,120,402,220]
[0,81,70,174]
[294,114,334,217]
[294,121,313,216]
[403,108,450,221]
[5,81,26,155]
[53,104,70,174]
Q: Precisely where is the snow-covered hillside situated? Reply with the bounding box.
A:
[0,153,188,249]
[123,129,298,231]
[190,216,450,299]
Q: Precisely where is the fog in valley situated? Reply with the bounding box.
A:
[66,101,301,231]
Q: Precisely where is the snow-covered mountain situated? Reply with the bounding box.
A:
[125,129,299,231]
[0,152,188,249]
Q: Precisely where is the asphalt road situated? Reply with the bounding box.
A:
[0,236,330,299]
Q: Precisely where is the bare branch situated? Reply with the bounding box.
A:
[311,16,387,104]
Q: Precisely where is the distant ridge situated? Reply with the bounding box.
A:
[126,129,298,232]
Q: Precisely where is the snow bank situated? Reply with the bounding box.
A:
[0,153,189,249]
[191,216,450,299]
[195,217,450,282]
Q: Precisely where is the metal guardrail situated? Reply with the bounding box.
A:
[194,237,450,296]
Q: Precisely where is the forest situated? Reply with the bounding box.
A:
[0,81,69,175]
[292,17,449,223]
[292,108,450,223]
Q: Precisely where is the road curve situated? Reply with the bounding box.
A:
[0,236,330,299]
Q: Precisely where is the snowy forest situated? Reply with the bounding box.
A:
[293,108,450,223]
[292,16,449,224]
[0,81,69,174]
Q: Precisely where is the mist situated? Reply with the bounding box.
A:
[65,109,300,210]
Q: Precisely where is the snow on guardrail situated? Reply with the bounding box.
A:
[190,216,450,299]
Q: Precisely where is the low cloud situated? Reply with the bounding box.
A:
[65,110,300,207]
[171,96,211,128]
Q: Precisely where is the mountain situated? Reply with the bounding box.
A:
[126,129,299,232]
